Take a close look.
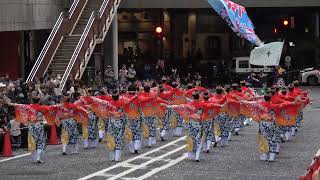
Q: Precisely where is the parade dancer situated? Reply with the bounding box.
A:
[241,91,278,162]
[201,92,216,153]
[289,82,310,132]
[240,80,255,126]
[202,92,225,152]
[28,112,46,163]
[60,93,82,155]
[210,86,228,146]
[257,92,278,162]
[7,96,48,163]
[223,84,234,142]
[166,82,186,137]
[158,85,173,141]
[277,88,296,141]
[83,112,98,149]
[183,91,203,162]
[226,84,243,137]
[139,85,159,148]
[106,90,127,161]
[124,85,142,154]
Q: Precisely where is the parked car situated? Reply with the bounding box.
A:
[299,65,320,86]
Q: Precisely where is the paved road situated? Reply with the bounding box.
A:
[1,87,319,180]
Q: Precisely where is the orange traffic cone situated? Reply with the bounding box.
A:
[48,125,59,145]
[2,129,13,157]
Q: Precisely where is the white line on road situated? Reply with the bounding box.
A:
[0,152,31,163]
[107,145,186,180]
[137,153,187,180]
[78,136,186,180]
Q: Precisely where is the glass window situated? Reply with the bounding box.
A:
[251,64,263,68]
[239,60,249,68]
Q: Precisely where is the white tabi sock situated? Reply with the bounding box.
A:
[128,141,134,153]
[195,143,203,161]
[285,132,290,141]
[206,140,212,151]
[291,127,296,136]
[109,151,115,161]
[83,140,89,149]
[31,151,37,162]
[36,149,42,161]
[259,153,268,161]
[234,128,240,133]
[115,150,122,162]
[99,131,105,139]
[148,137,152,147]
[151,137,156,145]
[215,136,221,143]
[160,130,167,138]
[202,140,207,151]
[228,132,232,141]
[62,144,67,153]
[134,140,141,150]
[174,127,183,136]
[268,153,276,162]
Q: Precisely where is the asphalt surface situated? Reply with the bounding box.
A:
[0,87,319,180]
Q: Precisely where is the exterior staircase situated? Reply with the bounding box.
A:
[48,0,104,77]
[27,0,121,90]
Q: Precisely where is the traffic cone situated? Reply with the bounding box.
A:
[2,129,13,157]
[48,125,59,145]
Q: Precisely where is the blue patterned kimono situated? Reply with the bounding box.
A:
[143,114,157,138]
[259,111,277,153]
[88,113,98,141]
[160,108,171,133]
[201,119,215,142]
[62,119,79,145]
[29,122,46,150]
[108,117,127,150]
[187,120,202,151]
[216,112,232,139]
[128,117,142,141]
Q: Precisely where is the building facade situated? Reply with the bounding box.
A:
[0,0,319,79]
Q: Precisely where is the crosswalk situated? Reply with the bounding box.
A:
[78,136,187,180]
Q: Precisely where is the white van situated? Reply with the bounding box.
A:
[231,57,273,74]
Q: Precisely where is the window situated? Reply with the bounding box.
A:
[238,60,249,68]
[251,64,263,68]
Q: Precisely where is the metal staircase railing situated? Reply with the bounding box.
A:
[26,0,87,83]
[59,0,121,90]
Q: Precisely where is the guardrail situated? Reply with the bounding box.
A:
[26,0,87,83]
[60,12,97,89]
[68,0,80,18]
[59,0,119,90]
[26,12,64,83]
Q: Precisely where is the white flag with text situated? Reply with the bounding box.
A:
[250,42,284,66]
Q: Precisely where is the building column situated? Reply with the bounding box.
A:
[111,9,119,80]
[184,12,197,57]
[19,32,25,80]
[315,12,319,63]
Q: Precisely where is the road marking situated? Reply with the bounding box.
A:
[107,145,186,180]
[138,154,187,180]
[78,136,186,180]
[0,152,31,163]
